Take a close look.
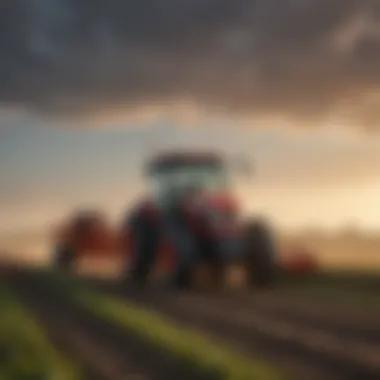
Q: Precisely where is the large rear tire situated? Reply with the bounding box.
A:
[172,240,196,289]
[128,213,159,287]
[245,219,277,288]
[171,230,199,290]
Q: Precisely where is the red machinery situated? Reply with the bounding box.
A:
[52,150,316,288]
[52,210,119,269]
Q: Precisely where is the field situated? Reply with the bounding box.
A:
[1,263,380,380]
[1,229,380,379]
[0,279,80,380]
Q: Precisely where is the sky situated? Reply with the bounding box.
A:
[2,115,380,235]
[1,0,380,237]
[0,0,380,127]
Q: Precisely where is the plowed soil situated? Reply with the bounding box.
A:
[91,278,380,380]
[4,267,380,380]
[4,270,217,380]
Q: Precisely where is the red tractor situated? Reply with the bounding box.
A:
[122,150,278,289]
[53,150,279,289]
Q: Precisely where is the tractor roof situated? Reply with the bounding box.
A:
[69,209,106,224]
[146,150,224,174]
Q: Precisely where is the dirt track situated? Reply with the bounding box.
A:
[5,270,216,380]
[90,279,380,380]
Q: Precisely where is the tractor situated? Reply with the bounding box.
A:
[123,150,278,289]
[52,150,279,290]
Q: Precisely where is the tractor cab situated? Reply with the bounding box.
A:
[124,149,276,289]
[145,151,249,214]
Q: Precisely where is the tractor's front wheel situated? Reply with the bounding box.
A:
[245,219,278,288]
[170,230,199,290]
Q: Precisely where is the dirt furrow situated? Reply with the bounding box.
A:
[93,281,380,380]
[229,291,380,344]
[5,272,214,380]
[171,294,380,370]
[176,291,380,345]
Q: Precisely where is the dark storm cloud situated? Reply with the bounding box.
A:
[0,0,380,126]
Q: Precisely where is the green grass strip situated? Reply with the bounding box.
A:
[0,282,81,380]
[42,271,283,380]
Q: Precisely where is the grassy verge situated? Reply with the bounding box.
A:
[0,282,81,380]
[40,270,283,380]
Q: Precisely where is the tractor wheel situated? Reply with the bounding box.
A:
[172,243,196,289]
[53,246,75,272]
[171,230,199,290]
[245,219,278,288]
[128,214,159,287]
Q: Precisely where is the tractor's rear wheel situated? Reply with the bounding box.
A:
[172,247,197,289]
[245,219,277,288]
[53,246,75,272]
[170,228,198,290]
[128,214,159,287]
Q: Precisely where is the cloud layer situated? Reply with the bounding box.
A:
[1,0,380,126]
